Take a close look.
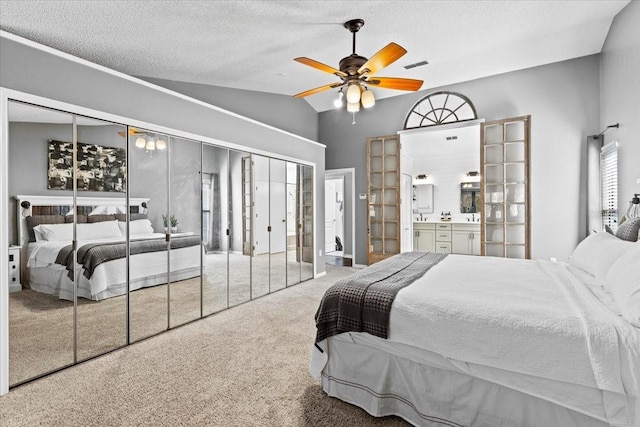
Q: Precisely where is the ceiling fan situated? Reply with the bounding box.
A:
[293,19,424,107]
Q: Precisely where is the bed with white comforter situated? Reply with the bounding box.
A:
[312,234,640,426]
[27,233,202,301]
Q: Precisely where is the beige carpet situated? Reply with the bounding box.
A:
[1,265,408,426]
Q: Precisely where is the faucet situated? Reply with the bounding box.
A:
[472,213,475,222]
[420,213,423,221]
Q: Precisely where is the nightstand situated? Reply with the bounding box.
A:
[8,245,22,292]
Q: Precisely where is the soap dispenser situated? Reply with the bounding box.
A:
[440,211,444,221]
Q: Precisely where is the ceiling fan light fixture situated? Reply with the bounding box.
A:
[156,139,167,150]
[334,90,344,108]
[346,83,361,103]
[347,101,360,113]
[361,88,375,108]
[146,139,156,151]
[135,137,146,148]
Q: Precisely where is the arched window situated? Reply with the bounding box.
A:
[404,91,477,129]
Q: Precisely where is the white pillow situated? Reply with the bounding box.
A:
[76,220,122,240]
[118,219,154,236]
[89,205,126,215]
[33,223,73,242]
[604,243,640,327]
[569,232,634,282]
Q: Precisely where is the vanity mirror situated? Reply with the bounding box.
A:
[413,183,434,214]
[460,182,480,213]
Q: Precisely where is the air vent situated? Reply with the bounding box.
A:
[446,136,458,141]
[403,60,429,70]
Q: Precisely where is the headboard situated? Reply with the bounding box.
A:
[14,195,150,248]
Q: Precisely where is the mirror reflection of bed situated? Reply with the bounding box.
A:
[7,100,314,388]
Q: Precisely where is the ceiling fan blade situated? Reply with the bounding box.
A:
[293,82,343,98]
[366,77,423,91]
[294,57,347,77]
[357,42,407,75]
[117,127,141,138]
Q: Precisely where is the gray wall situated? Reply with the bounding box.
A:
[140,77,319,142]
[8,121,128,243]
[600,0,640,218]
[1,33,326,273]
[320,55,601,264]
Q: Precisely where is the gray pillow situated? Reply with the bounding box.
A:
[615,217,640,242]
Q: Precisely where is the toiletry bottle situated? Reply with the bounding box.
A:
[440,211,444,220]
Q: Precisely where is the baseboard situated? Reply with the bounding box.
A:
[315,271,327,278]
[9,283,21,293]
[353,263,367,269]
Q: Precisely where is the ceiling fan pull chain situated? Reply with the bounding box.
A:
[352,112,356,125]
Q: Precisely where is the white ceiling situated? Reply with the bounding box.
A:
[0,1,629,112]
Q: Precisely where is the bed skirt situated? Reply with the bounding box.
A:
[319,334,609,427]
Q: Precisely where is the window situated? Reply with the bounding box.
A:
[601,141,618,232]
[404,91,477,130]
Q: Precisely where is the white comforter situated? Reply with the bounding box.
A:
[27,233,167,268]
[27,233,201,300]
[313,255,640,426]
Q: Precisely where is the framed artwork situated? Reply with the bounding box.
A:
[48,140,126,192]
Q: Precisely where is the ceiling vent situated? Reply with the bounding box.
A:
[404,60,429,70]
[446,136,458,141]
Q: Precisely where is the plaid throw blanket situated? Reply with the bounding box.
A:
[55,235,201,280]
[315,251,447,344]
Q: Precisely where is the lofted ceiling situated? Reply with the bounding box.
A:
[0,1,630,113]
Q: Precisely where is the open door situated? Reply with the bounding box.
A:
[366,135,401,265]
[480,116,531,258]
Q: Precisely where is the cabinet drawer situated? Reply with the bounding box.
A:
[452,224,480,232]
[435,242,451,253]
[436,230,451,241]
[436,223,451,231]
[413,223,435,230]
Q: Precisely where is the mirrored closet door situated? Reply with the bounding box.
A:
[75,116,128,362]
[168,136,203,327]
[228,149,252,306]
[6,99,314,388]
[269,158,287,292]
[202,144,229,315]
[251,154,270,298]
[286,162,301,287]
[128,128,170,342]
[8,101,76,386]
[300,165,314,281]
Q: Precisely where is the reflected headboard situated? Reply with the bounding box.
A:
[14,195,150,248]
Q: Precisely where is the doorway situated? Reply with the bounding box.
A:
[324,169,355,267]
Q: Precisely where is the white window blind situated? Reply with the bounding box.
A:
[601,141,618,232]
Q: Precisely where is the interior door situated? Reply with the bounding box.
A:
[366,135,401,264]
[324,180,336,254]
[480,116,530,258]
[401,173,413,252]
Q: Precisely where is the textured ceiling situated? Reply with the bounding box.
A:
[0,1,629,112]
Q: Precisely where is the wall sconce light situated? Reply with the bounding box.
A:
[20,200,31,217]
